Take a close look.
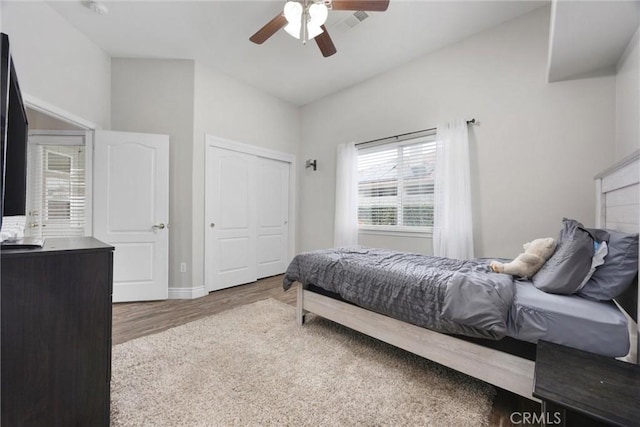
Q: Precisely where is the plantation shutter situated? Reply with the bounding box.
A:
[357,136,436,230]
[27,135,88,238]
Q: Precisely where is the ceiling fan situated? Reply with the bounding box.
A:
[249,0,390,58]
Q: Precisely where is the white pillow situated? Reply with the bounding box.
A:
[576,241,608,292]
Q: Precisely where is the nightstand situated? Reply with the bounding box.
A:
[533,340,640,427]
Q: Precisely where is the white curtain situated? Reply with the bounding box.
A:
[334,142,359,247]
[433,119,474,259]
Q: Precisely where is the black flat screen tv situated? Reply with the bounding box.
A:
[0,32,29,228]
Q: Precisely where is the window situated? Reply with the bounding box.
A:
[357,135,436,232]
[27,133,91,238]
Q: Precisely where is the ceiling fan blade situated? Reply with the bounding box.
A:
[315,26,337,57]
[249,14,287,44]
[331,0,390,12]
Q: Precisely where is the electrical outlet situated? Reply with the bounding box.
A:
[180,262,187,273]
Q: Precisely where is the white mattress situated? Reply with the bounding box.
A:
[506,281,630,357]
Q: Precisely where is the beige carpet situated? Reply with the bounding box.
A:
[111,298,495,426]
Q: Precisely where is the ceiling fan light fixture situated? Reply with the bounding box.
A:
[284,22,302,39]
[282,0,328,42]
[307,2,328,39]
[307,24,324,40]
[308,3,329,27]
[283,1,303,39]
[284,1,303,24]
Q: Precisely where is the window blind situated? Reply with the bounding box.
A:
[357,137,436,231]
[27,142,87,238]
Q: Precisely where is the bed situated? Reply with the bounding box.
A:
[284,150,639,401]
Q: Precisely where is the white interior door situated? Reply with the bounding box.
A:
[205,146,257,291]
[257,157,289,278]
[93,130,169,302]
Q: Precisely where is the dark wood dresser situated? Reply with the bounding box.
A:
[1,237,114,426]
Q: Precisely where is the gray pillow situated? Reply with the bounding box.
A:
[532,218,594,294]
[577,229,639,301]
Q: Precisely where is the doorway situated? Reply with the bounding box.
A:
[24,99,171,303]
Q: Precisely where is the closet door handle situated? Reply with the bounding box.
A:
[210,223,216,228]
[152,223,166,230]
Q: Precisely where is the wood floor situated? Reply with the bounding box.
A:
[112,275,295,345]
[113,275,539,426]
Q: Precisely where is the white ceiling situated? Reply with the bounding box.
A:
[548,0,640,82]
[48,0,546,106]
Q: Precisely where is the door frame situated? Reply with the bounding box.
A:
[27,130,94,237]
[204,135,297,293]
[24,93,99,131]
[23,94,97,237]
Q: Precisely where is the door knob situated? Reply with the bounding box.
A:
[210,223,215,228]
[152,223,166,230]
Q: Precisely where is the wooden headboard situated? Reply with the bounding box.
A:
[595,149,639,362]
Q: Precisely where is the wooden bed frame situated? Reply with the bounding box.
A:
[296,150,640,402]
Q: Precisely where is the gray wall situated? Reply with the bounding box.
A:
[2,2,111,129]
[191,63,300,288]
[111,59,195,289]
[615,27,640,161]
[298,6,616,259]
[111,60,300,291]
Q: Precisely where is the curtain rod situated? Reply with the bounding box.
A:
[355,118,477,147]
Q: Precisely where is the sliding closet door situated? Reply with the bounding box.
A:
[256,157,289,278]
[205,137,294,293]
[205,146,258,291]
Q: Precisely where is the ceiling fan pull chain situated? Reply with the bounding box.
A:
[302,7,308,44]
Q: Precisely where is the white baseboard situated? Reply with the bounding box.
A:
[168,285,207,300]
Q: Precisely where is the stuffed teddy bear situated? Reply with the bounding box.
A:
[490,237,557,279]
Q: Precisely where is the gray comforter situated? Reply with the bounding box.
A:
[283,247,515,340]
